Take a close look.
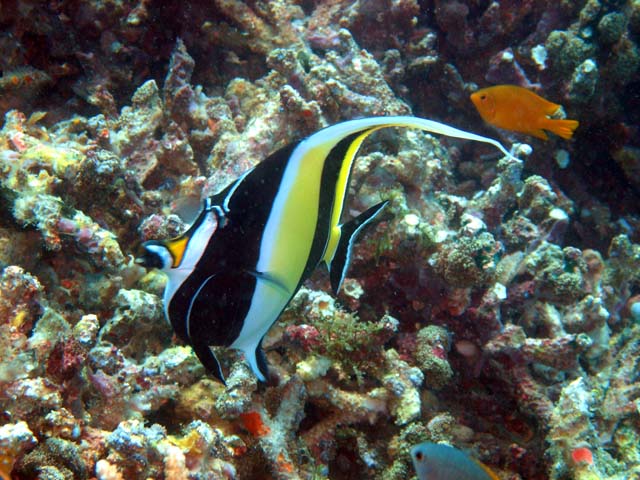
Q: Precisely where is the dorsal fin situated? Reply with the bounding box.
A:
[329,200,388,294]
[313,116,517,161]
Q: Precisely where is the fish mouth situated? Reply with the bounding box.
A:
[135,241,166,269]
[470,92,482,107]
[469,92,494,120]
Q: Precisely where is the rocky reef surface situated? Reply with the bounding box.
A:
[0,1,639,479]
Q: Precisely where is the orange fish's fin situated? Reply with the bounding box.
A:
[473,459,501,480]
[541,100,561,116]
[530,128,549,140]
[546,118,579,139]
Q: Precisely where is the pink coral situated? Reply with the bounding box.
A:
[46,337,87,384]
[283,324,322,352]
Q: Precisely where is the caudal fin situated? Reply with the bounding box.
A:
[548,119,579,139]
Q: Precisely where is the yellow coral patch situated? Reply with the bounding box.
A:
[167,429,204,456]
[21,144,82,176]
[10,309,29,329]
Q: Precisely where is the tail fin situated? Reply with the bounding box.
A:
[548,119,579,139]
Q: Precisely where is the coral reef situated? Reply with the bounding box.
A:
[0,1,639,479]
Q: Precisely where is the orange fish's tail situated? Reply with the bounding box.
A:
[547,118,579,139]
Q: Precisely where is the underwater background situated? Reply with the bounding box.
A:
[1,0,639,479]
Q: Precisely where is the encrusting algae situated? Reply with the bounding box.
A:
[0,1,639,479]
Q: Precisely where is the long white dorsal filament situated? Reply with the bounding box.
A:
[319,115,519,161]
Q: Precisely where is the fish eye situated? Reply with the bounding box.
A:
[415,452,424,461]
[480,94,487,100]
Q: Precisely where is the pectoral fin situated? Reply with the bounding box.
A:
[329,200,388,293]
[245,270,290,296]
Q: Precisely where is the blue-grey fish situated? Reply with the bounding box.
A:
[136,116,514,383]
[411,442,500,480]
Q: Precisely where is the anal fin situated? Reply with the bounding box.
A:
[192,341,226,385]
[240,337,270,382]
[329,200,388,293]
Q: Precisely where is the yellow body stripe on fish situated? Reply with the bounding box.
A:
[166,236,190,268]
[137,115,517,384]
[324,127,384,264]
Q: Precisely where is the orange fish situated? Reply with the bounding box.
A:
[470,85,579,140]
[0,452,13,480]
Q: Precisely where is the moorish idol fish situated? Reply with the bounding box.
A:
[136,116,515,384]
[411,442,500,480]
